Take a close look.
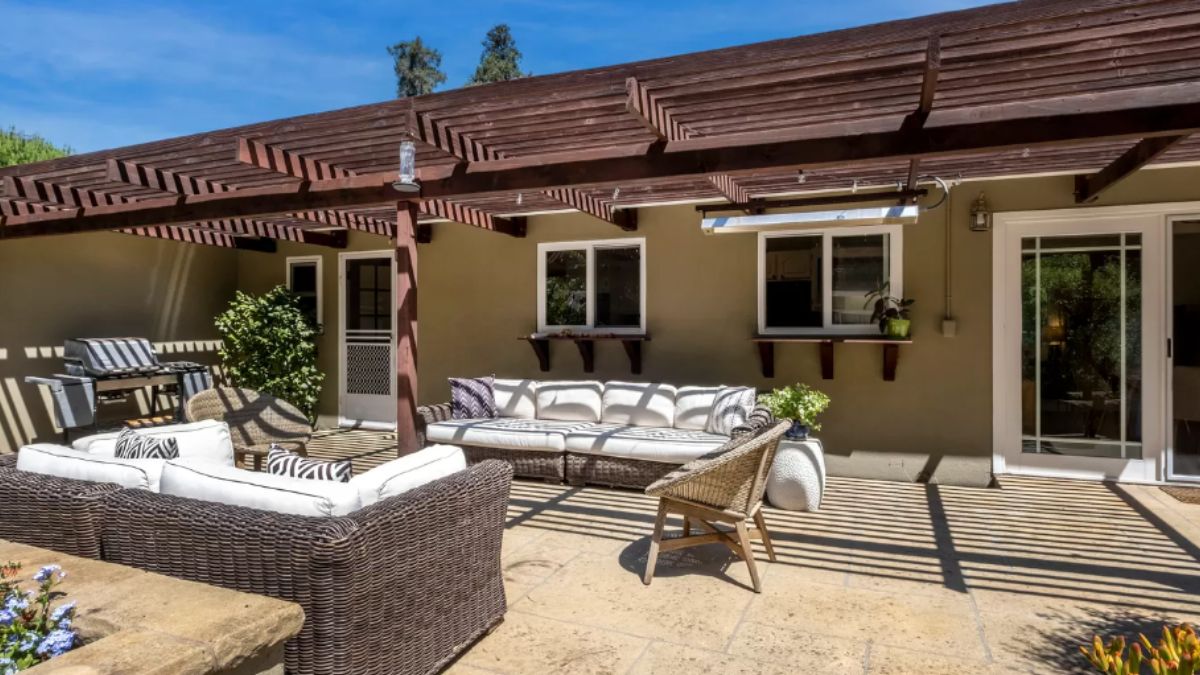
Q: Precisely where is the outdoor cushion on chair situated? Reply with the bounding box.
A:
[160,460,362,517]
[426,417,588,452]
[17,444,166,491]
[74,419,235,466]
[349,444,467,507]
[535,380,604,422]
[673,386,723,431]
[565,425,730,464]
[600,381,677,427]
[493,378,537,418]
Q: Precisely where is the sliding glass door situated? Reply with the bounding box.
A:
[1169,219,1200,481]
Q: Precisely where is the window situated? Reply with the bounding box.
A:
[286,256,323,329]
[538,238,645,333]
[758,225,902,334]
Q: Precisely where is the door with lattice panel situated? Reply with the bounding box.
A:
[338,251,396,429]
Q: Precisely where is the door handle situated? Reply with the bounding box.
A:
[1168,338,1173,359]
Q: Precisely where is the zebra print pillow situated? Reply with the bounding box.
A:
[114,428,180,460]
[266,446,352,483]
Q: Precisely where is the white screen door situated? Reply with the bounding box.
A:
[994,211,1165,482]
[338,252,396,429]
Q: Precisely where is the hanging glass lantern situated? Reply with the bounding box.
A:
[392,141,420,194]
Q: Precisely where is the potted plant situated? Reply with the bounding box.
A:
[864,282,914,339]
[757,383,831,440]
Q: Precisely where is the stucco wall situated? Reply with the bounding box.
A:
[235,165,1200,486]
[0,232,237,455]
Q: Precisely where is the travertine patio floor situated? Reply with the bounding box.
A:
[308,430,1200,674]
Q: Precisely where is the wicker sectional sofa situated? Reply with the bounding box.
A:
[419,379,763,489]
[0,435,512,675]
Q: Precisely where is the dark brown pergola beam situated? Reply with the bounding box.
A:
[197,218,347,248]
[413,109,502,162]
[119,225,277,252]
[107,158,230,195]
[543,188,636,230]
[238,138,353,180]
[903,34,942,194]
[625,76,692,142]
[1074,134,1189,203]
[707,175,761,214]
[291,209,395,237]
[417,200,526,237]
[4,175,123,208]
[0,198,68,217]
[7,86,1200,237]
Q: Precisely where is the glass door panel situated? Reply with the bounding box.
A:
[1020,233,1142,459]
[1171,221,1200,479]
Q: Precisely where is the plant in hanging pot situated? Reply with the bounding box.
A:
[864,282,914,339]
[757,383,831,440]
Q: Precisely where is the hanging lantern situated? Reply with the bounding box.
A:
[392,141,420,194]
[969,191,991,232]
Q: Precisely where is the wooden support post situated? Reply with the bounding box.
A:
[395,201,420,455]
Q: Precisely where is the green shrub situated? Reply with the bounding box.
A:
[757,383,831,430]
[215,287,324,421]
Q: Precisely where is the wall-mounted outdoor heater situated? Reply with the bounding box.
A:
[700,205,920,234]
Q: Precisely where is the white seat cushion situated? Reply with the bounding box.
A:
[350,444,466,507]
[674,386,723,431]
[601,381,677,428]
[17,444,165,491]
[494,379,537,419]
[160,460,362,517]
[535,380,603,422]
[426,418,586,452]
[72,419,235,466]
[564,425,729,464]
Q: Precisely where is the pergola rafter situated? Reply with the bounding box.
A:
[195,217,347,248]
[118,225,276,252]
[417,199,526,238]
[291,210,395,237]
[412,108,503,162]
[903,34,942,195]
[4,175,123,209]
[1075,134,1191,203]
[625,76,693,142]
[106,158,231,195]
[542,188,636,230]
[237,138,354,181]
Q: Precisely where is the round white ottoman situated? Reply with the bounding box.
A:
[766,438,826,511]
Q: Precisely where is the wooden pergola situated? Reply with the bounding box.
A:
[3,0,1199,451]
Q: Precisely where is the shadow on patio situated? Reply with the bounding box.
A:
[309,430,1200,674]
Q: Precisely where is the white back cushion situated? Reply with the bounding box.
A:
[160,460,362,517]
[349,444,466,507]
[535,380,603,422]
[601,382,677,427]
[493,379,537,419]
[17,444,164,491]
[73,420,235,466]
[674,386,723,431]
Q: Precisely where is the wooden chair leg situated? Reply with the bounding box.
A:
[754,510,777,563]
[735,520,762,593]
[643,499,669,586]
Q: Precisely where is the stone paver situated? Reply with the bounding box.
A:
[311,433,1200,674]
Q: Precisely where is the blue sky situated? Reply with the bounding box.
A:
[1,0,997,153]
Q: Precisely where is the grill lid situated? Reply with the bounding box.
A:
[63,338,162,377]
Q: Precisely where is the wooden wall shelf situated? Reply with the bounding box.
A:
[752,334,912,381]
[521,334,650,374]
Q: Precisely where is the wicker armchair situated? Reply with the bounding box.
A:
[0,453,120,559]
[185,387,312,470]
[642,420,790,593]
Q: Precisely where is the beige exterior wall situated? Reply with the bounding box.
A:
[9,166,1198,482]
[238,166,1200,486]
[0,232,237,454]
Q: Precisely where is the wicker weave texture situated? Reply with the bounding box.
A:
[100,460,513,675]
[565,453,676,489]
[647,422,790,517]
[0,456,118,559]
[186,387,312,454]
[463,446,565,482]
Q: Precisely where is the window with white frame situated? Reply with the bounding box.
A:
[286,256,323,329]
[758,225,902,334]
[538,238,645,333]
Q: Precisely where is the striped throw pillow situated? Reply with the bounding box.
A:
[705,386,757,436]
[450,376,497,419]
[266,446,352,483]
[114,428,180,460]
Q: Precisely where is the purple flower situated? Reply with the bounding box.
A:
[32,565,61,583]
[3,591,29,613]
[0,656,16,675]
[0,608,14,626]
[36,628,75,658]
[50,601,76,625]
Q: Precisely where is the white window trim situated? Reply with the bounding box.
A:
[537,237,647,334]
[757,225,903,335]
[286,255,323,327]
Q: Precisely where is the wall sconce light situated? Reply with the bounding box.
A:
[392,141,420,194]
[969,191,992,232]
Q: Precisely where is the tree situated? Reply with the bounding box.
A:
[387,37,447,98]
[0,127,70,168]
[467,24,528,86]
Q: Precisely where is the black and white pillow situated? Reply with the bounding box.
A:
[705,386,757,436]
[114,428,180,460]
[450,376,497,420]
[267,446,352,483]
